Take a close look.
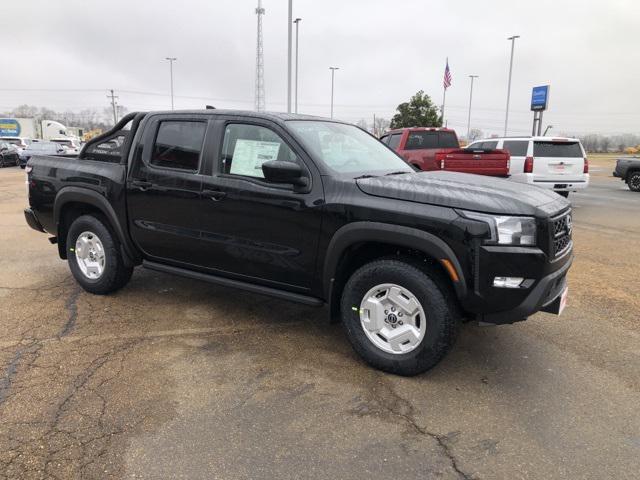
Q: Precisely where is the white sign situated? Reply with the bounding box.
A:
[229,139,281,177]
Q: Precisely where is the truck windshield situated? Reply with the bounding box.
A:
[288,121,411,175]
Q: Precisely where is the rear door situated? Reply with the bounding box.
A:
[502,140,529,174]
[532,140,585,180]
[402,131,439,170]
[127,115,211,265]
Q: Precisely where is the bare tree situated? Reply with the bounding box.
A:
[468,128,484,142]
[374,117,390,137]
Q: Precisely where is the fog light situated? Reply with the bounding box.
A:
[493,277,524,288]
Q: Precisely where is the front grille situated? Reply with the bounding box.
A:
[550,210,573,257]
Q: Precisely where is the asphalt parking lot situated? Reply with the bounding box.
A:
[1,161,638,479]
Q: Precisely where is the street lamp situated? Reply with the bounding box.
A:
[467,75,479,141]
[165,57,177,110]
[329,67,339,119]
[293,18,302,113]
[504,35,520,136]
[287,0,293,113]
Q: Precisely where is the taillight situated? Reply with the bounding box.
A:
[440,159,445,169]
[435,151,446,169]
[524,156,534,173]
[583,157,589,174]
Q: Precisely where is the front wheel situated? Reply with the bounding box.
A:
[67,215,133,294]
[627,172,640,192]
[340,258,459,376]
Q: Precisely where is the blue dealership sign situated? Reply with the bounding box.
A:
[0,119,21,136]
[531,85,550,111]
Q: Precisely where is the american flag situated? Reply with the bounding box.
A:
[443,59,452,89]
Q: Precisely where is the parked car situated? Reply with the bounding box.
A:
[613,157,640,192]
[0,136,32,150]
[0,142,20,167]
[381,127,510,177]
[24,111,573,376]
[19,141,66,168]
[50,138,81,155]
[468,136,589,197]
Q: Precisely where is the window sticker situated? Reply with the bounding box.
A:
[229,139,281,177]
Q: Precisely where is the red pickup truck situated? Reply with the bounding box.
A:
[381,127,510,177]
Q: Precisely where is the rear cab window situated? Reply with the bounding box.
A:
[438,131,459,148]
[533,141,583,158]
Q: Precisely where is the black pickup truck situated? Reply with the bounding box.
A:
[24,110,573,375]
[613,157,640,191]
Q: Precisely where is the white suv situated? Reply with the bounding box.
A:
[467,136,589,197]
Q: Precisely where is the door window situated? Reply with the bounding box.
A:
[503,141,528,157]
[405,131,438,150]
[387,133,402,150]
[221,124,297,179]
[150,121,206,171]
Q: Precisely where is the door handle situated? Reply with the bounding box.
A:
[202,189,227,201]
[131,180,153,191]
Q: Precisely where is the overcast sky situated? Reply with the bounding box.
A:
[2,0,639,136]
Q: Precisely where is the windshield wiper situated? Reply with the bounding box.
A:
[353,174,378,180]
[385,171,411,176]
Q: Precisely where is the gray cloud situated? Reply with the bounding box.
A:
[3,0,639,135]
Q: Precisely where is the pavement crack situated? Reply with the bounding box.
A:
[58,285,82,338]
[364,377,477,480]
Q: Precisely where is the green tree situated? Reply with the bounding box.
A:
[390,90,442,129]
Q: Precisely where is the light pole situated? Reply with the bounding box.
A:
[165,57,177,110]
[466,75,479,141]
[329,67,339,119]
[504,35,520,136]
[293,18,302,113]
[287,0,293,113]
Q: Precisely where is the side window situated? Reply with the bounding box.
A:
[388,133,402,150]
[502,141,528,157]
[405,132,438,150]
[150,121,206,171]
[482,141,498,150]
[221,124,297,179]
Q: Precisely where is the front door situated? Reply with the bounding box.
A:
[127,116,210,266]
[198,119,324,291]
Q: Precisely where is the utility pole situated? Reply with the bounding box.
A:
[107,89,118,125]
[504,35,520,136]
[373,113,376,136]
[329,67,339,119]
[287,0,293,113]
[165,57,177,110]
[293,17,302,113]
[255,0,266,112]
[466,75,479,141]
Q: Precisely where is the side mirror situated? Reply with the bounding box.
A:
[262,160,308,187]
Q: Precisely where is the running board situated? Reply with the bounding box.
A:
[143,261,324,307]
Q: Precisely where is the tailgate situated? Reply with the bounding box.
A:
[441,149,510,177]
[532,141,585,179]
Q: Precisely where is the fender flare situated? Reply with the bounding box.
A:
[322,222,467,300]
[53,186,140,264]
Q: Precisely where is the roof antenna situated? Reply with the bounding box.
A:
[205,105,216,109]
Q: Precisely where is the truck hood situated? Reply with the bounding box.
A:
[356,171,569,217]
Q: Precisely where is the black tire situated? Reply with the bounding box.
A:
[340,258,460,376]
[557,191,570,198]
[627,172,640,192]
[66,214,133,295]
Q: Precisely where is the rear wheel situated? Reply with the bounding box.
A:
[627,172,640,192]
[67,215,133,294]
[340,258,459,376]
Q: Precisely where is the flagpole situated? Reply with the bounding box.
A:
[441,86,447,126]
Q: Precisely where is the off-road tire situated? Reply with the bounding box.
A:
[340,258,460,376]
[67,214,133,294]
[627,171,640,192]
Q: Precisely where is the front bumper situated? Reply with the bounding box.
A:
[477,252,572,324]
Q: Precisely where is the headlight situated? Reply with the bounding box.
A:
[462,211,537,246]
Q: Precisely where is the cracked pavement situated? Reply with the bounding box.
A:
[1,160,639,479]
